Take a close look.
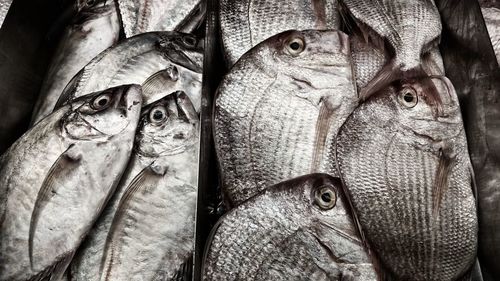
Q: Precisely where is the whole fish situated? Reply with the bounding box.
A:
[214,29,358,206]
[202,174,377,281]
[117,0,203,37]
[55,31,203,111]
[219,0,340,66]
[30,0,121,125]
[482,7,500,63]
[0,85,142,281]
[340,0,442,98]
[335,77,477,280]
[70,89,200,281]
[93,92,197,281]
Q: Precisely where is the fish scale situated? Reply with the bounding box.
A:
[482,7,500,63]
[219,0,340,66]
[335,77,477,280]
[215,30,357,206]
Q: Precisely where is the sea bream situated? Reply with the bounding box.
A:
[93,92,198,281]
[0,85,142,281]
[219,0,340,66]
[339,0,443,98]
[30,0,121,125]
[202,174,377,281]
[55,31,203,111]
[335,76,478,280]
[214,29,358,206]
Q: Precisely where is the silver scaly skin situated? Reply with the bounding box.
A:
[0,0,12,28]
[30,0,121,126]
[202,174,377,281]
[482,7,500,64]
[117,0,202,37]
[55,31,203,111]
[70,94,199,281]
[335,77,477,280]
[0,85,143,281]
[214,29,358,207]
[219,0,340,66]
[340,0,442,98]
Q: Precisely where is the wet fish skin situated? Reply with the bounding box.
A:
[56,31,203,111]
[202,173,376,281]
[30,0,121,125]
[335,77,477,280]
[219,0,340,66]
[340,0,442,97]
[482,7,500,63]
[95,92,199,281]
[214,29,358,206]
[0,85,143,281]
[117,0,202,37]
[0,0,12,28]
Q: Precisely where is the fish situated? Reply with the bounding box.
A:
[55,31,203,112]
[335,76,478,280]
[117,0,203,37]
[0,84,143,281]
[30,0,121,125]
[218,0,340,66]
[202,173,377,281]
[70,92,198,281]
[482,7,500,64]
[0,0,12,28]
[214,29,358,206]
[339,0,442,98]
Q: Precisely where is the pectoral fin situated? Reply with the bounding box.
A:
[171,255,193,281]
[432,149,454,216]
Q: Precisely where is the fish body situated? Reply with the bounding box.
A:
[214,29,358,206]
[0,85,142,281]
[219,0,340,66]
[56,31,203,111]
[202,174,376,281]
[117,0,202,37]
[71,92,199,281]
[30,0,121,125]
[482,7,500,64]
[340,0,442,97]
[335,77,477,280]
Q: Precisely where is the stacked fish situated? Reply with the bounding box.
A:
[0,0,499,280]
[0,1,204,280]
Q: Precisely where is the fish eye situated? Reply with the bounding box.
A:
[398,87,418,108]
[86,0,95,6]
[183,36,197,47]
[314,185,337,210]
[91,92,112,110]
[285,37,305,55]
[149,106,168,124]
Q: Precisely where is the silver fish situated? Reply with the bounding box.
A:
[0,85,143,281]
[214,29,358,206]
[0,0,12,28]
[117,0,203,37]
[482,7,500,63]
[219,0,340,66]
[335,77,477,280]
[202,174,377,281]
[56,31,203,111]
[94,92,198,281]
[30,0,121,125]
[340,0,442,98]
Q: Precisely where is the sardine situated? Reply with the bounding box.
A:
[202,174,377,281]
[55,31,203,111]
[335,77,478,280]
[482,7,500,63]
[340,0,442,98]
[30,0,121,125]
[0,85,143,281]
[93,92,198,281]
[117,0,203,37]
[214,29,358,206]
[219,0,340,66]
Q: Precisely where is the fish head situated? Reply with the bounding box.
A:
[158,32,204,74]
[135,91,199,157]
[61,84,143,142]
